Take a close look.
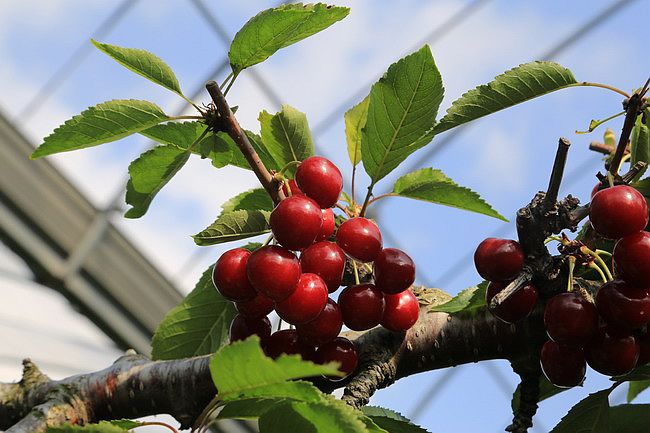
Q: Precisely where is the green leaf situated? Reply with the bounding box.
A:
[434,61,576,134]
[632,177,650,196]
[45,422,129,433]
[428,282,487,314]
[107,420,143,430]
[229,3,349,74]
[221,188,274,214]
[91,40,185,99]
[192,210,271,246]
[512,376,567,411]
[31,100,169,159]
[150,266,236,360]
[362,407,431,433]
[241,242,263,252]
[610,404,650,432]
[550,388,611,433]
[124,146,190,218]
[392,168,507,221]
[630,110,650,181]
[361,45,444,182]
[345,96,369,166]
[611,364,650,382]
[627,380,650,402]
[259,105,315,175]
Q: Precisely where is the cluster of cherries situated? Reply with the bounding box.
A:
[212,156,420,380]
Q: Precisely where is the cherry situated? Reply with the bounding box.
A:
[613,231,650,286]
[300,241,346,293]
[591,182,602,199]
[595,280,650,330]
[338,283,385,331]
[212,248,257,302]
[381,290,420,332]
[247,246,301,301]
[637,332,650,366]
[275,273,328,325]
[486,281,538,323]
[282,179,303,196]
[235,292,274,318]
[585,325,639,376]
[373,248,416,294]
[544,292,598,346]
[270,195,322,250]
[264,329,317,361]
[540,340,586,388]
[295,156,343,208]
[336,218,383,262]
[315,337,358,379]
[229,314,271,343]
[297,298,343,346]
[589,185,648,239]
[316,208,336,242]
[474,238,525,282]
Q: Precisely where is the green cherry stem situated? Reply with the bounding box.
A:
[279,160,301,175]
[581,245,614,281]
[567,256,576,292]
[262,234,274,247]
[352,260,361,285]
[589,262,608,283]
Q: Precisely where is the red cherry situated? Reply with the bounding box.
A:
[297,298,343,346]
[596,280,650,330]
[212,248,257,302]
[316,208,336,241]
[540,340,586,388]
[613,231,650,286]
[300,241,346,293]
[381,290,420,332]
[338,283,385,331]
[589,185,648,239]
[637,332,650,366]
[295,156,343,208]
[373,248,416,294]
[315,337,358,379]
[264,329,317,361]
[336,218,383,262]
[591,182,602,199]
[585,325,639,376]
[270,195,322,250]
[275,273,328,325]
[247,246,301,301]
[474,238,525,282]
[282,179,303,196]
[229,314,271,343]
[544,292,598,346]
[486,281,538,323]
[235,292,274,318]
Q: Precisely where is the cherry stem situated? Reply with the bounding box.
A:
[567,256,576,292]
[588,262,607,283]
[262,234,274,247]
[352,260,361,285]
[543,235,565,245]
[134,422,179,433]
[544,137,571,211]
[279,160,301,174]
[581,245,614,281]
[595,249,612,258]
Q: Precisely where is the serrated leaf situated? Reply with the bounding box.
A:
[91,40,185,98]
[610,404,650,432]
[627,380,650,402]
[193,210,271,246]
[362,407,430,433]
[345,96,369,166]
[259,105,315,175]
[222,188,274,214]
[512,376,567,411]
[630,110,650,181]
[434,61,576,134]
[45,422,129,433]
[229,3,349,74]
[31,100,168,159]
[428,282,487,314]
[392,168,507,221]
[550,388,611,433]
[150,266,236,360]
[124,146,190,218]
[361,45,444,182]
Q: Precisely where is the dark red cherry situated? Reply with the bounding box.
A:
[297,298,343,346]
[270,195,323,250]
[229,314,271,343]
[282,179,303,196]
[212,248,257,302]
[596,280,650,330]
[474,238,525,282]
[264,329,316,361]
[486,281,538,323]
[247,246,301,301]
[300,241,346,293]
[585,325,639,376]
[591,182,602,199]
[540,340,586,388]
[544,292,598,346]
[316,208,336,241]
[637,332,650,366]
[613,231,650,286]
[235,292,274,318]
[295,156,343,208]
[590,185,648,239]
[373,248,416,294]
[275,273,328,325]
[381,290,420,332]
[338,283,385,331]
[336,218,383,262]
[315,337,358,379]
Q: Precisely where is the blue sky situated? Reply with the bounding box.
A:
[1,1,649,432]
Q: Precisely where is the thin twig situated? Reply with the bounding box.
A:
[489,270,534,310]
[608,90,646,176]
[544,138,571,211]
